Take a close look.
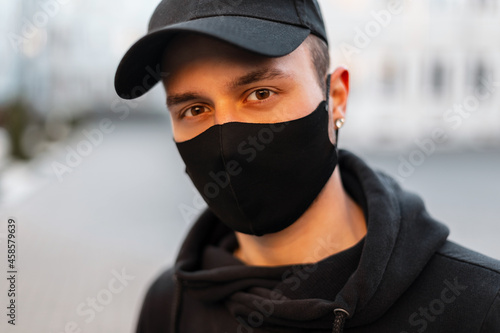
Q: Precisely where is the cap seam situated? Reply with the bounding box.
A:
[294,0,307,27]
[186,13,309,30]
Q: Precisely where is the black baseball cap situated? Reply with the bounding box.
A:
[114,0,327,100]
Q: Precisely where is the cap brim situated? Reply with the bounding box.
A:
[114,16,310,99]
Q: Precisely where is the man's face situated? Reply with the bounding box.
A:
[161,33,325,142]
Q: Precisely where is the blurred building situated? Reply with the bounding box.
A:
[1,0,163,119]
[0,1,21,105]
[324,0,500,149]
[1,0,499,150]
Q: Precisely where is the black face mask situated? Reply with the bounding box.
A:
[175,80,337,236]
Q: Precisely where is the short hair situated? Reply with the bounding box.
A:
[304,34,330,94]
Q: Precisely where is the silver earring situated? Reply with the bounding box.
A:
[335,118,345,129]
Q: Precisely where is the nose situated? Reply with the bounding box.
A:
[212,102,240,125]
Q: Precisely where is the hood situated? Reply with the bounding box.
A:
[171,149,450,331]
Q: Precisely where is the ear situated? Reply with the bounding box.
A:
[327,67,350,145]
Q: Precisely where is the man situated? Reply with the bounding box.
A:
[114,0,500,332]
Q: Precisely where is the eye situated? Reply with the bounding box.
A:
[247,89,275,101]
[182,105,210,118]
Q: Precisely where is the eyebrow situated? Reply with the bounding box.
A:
[226,68,291,90]
[166,92,202,108]
[166,68,291,108]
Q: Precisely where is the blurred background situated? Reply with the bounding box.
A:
[0,0,499,332]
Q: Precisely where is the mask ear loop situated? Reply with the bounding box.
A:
[325,74,331,107]
[324,74,339,145]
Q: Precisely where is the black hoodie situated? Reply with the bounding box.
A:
[136,150,500,333]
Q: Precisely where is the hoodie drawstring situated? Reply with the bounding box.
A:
[171,274,183,333]
[332,308,349,333]
[172,274,349,333]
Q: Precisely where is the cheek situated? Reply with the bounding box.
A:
[275,83,324,122]
[169,115,183,142]
[170,116,216,143]
[282,85,324,122]
[171,122,195,143]
[169,114,191,143]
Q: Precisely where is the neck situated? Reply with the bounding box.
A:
[233,169,367,266]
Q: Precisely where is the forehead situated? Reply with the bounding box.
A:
[161,33,313,87]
